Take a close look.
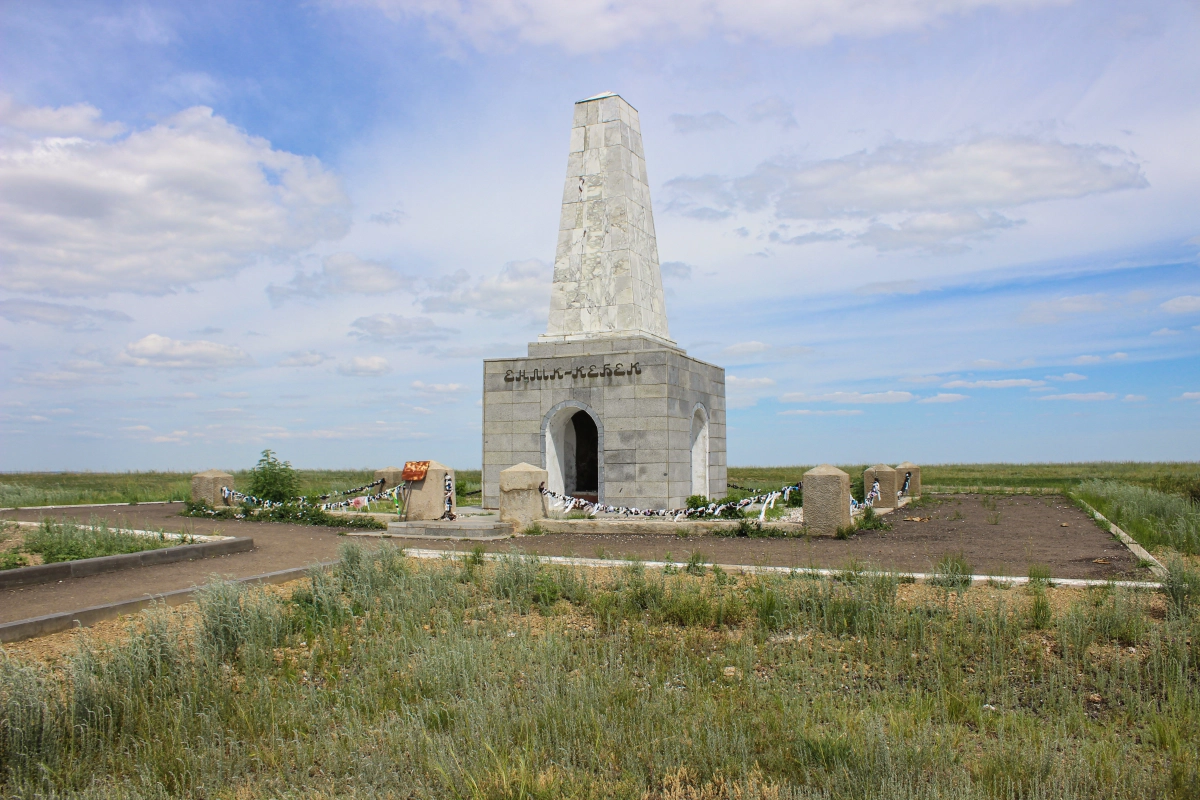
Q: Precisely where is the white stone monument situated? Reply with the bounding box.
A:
[482,93,727,511]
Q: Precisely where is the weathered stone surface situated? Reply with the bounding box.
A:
[481,337,725,510]
[404,460,456,521]
[374,466,405,492]
[895,462,921,499]
[541,93,671,346]
[499,463,548,529]
[863,464,898,510]
[803,465,851,536]
[191,470,234,507]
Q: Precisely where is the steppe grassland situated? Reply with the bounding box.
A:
[2,544,1198,799]
[4,463,1197,509]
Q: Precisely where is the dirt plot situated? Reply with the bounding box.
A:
[0,494,1148,626]
[428,494,1149,580]
[0,503,383,624]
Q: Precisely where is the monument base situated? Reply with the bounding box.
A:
[482,336,726,510]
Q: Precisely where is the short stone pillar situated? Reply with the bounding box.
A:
[192,469,234,507]
[499,462,548,529]
[863,464,898,510]
[374,466,405,492]
[803,464,851,536]
[404,460,456,521]
[895,462,921,499]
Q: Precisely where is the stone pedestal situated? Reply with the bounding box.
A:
[803,465,851,536]
[499,462,548,529]
[404,461,456,521]
[192,470,234,507]
[374,466,405,492]
[863,464,898,510]
[895,462,921,499]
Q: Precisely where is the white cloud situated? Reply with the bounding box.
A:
[918,393,969,403]
[1038,392,1116,401]
[664,136,1145,252]
[422,259,551,318]
[0,299,131,330]
[1151,328,1181,336]
[941,378,1044,388]
[411,380,466,393]
[1123,394,1147,402]
[0,94,125,137]
[278,350,329,367]
[1179,392,1200,402]
[746,96,797,129]
[348,0,1070,53]
[780,390,913,403]
[670,112,734,134]
[268,253,411,304]
[121,334,253,370]
[778,409,863,416]
[1045,372,1086,381]
[337,356,392,376]
[1020,293,1111,325]
[1111,352,1129,360]
[660,261,693,280]
[727,376,776,389]
[0,105,349,296]
[349,313,457,343]
[723,341,771,356]
[1161,296,1200,314]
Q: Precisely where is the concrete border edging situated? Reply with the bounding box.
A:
[0,559,331,644]
[0,500,178,512]
[0,537,255,590]
[1071,496,1168,578]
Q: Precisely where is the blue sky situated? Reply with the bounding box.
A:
[1,0,1198,471]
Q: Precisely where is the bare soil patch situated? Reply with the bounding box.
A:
[429,494,1148,580]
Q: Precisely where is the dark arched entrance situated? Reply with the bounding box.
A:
[571,410,598,502]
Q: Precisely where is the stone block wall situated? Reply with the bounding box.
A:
[482,336,725,510]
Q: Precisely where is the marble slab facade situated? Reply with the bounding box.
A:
[541,93,671,345]
[482,336,726,510]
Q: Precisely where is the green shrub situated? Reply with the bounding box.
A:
[1,552,29,570]
[1028,563,1053,587]
[686,494,709,510]
[246,449,301,504]
[685,551,707,576]
[1162,555,1200,617]
[856,506,891,531]
[20,519,176,563]
[930,553,972,589]
[1028,590,1052,630]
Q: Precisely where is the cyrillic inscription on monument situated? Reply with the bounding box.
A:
[504,362,641,384]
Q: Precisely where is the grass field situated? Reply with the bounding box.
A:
[2,544,1197,798]
[0,519,184,570]
[4,464,1197,509]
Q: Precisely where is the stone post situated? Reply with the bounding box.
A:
[374,466,405,492]
[895,462,921,499]
[404,460,456,521]
[803,464,851,536]
[192,469,234,507]
[863,464,898,510]
[499,462,548,530]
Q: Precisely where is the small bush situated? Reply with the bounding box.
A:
[523,522,545,536]
[834,525,855,540]
[1028,563,1053,587]
[685,550,707,576]
[1162,555,1200,617]
[246,449,300,504]
[686,494,709,510]
[856,506,891,531]
[1027,590,1052,630]
[717,504,745,520]
[1,552,29,570]
[930,553,972,589]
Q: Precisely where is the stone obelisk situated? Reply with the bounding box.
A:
[542,92,673,346]
[482,93,726,511]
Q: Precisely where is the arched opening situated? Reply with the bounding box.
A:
[543,402,603,503]
[690,405,709,499]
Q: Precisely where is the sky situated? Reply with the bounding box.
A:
[1,0,1198,472]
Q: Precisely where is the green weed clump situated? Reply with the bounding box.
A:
[1,542,1198,798]
[930,553,973,589]
[245,449,301,503]
[1074,479,1200,554]
[14,519,179,564]
[856,506,892,531]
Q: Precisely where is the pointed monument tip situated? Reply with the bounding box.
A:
[576,91,636,110]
